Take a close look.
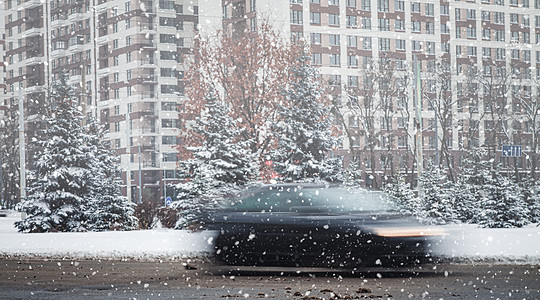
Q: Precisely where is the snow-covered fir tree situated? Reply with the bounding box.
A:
[84,118,138,231]
[452,148,492,223]
[521,176,540,224]
[16,74,137,232]
[173,91,255,228]
[15,75,93,232]
[383,175,419,216]
[271,47,338,182]
[477,172,530,228]
[342,159,364,187]
[417,164,456,225]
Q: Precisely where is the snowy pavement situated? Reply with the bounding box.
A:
[1,211,539,264]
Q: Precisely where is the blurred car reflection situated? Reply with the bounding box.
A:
[207,184,445,269]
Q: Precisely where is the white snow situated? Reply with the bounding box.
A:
[0,211,216,260]
[1,211,539,264]
[431,223,540,264]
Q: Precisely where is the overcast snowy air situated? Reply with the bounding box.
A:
[0,0,539,299]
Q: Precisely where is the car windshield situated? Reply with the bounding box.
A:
[225,186,397,213]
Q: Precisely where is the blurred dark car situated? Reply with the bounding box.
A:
[207,184,445,269]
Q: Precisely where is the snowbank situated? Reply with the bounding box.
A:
[1,211,539,264]
[0,211,216,260]
[432,223,540,264]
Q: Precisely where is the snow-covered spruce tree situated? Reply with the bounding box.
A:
[342,158,364,187]
[383,175,419,216]
[173,92,255,228]
[521,176,540,224]
[452,148,492,223]
[417,164,456,225]
[0,110,19,209]
[84,118,137,231]
[270,47,338,182]
[15,75,93,232]
[477,172,530,228]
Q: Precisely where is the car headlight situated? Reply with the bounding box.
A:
[373,227,447,237]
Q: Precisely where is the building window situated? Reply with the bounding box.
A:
[412,21,421,32]
[379,38,390,51]
[329,53,341,66]
[482,29,491,40]
[378,18,389,31]
[494,12,504,24]
[362,37,372,49]
[329,14,340,26]
[412,40,422,51]
[441,23,449,34]
[348,75,359,87]
[377,0,389,12]
[495,30,505,41]
[440,4,449,15]
[290,10,302,24]
[425,3,434,16]
[312,53,322,65]
[311,33,321,44]
[467,27,477,39]
[346,15,357,27]
[347,55,358,67]
[310,12,321,24]
[426,22,434,34]
[329,34,340,46]
[347,35,357,47]
[466,9,476,20]
[411,2,420,13]
[395,19,405,31]
[395,0,404,11]
[361,0,371,10]
[361,17,371,29]
[395,39,405,50]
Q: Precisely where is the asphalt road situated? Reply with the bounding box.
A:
[0,258,539,299]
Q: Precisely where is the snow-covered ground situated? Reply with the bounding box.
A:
[1,211,539,264]
[0,211,215,260]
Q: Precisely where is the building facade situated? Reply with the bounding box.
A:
[3,0,198,202]
[209,0,540,187]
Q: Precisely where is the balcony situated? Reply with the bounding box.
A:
[68,13,85,22]
[130,127,159,135]
[21,0,42,9]
[139,92,156,99]
[95,2,108,13]
[97,67,111,76]
[143,161,159,168]
[140,59,155,66]
[96,35,109,45]
[22,27,41,38]
[25,85,45,94]
[142,74,157,83]
[51,17,68,28]
[51,48,67,58]
[25,56,44,65]
[138,23,156,32]
[140,40,157,49]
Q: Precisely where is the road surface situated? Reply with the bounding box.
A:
[0,258,538,299]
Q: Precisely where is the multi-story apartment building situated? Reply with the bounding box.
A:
[203,0,540,187]
[3,0,198,202]
[0,8,6,117]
